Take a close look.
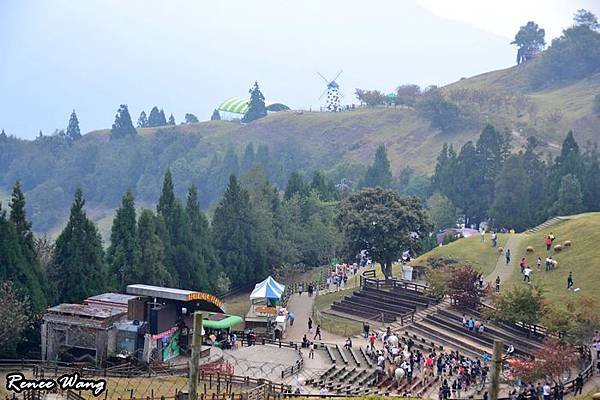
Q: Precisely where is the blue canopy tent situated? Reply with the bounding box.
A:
[249,276,285,300]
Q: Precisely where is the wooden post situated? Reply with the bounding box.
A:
[189,312,204,400]
[488,340,503,400]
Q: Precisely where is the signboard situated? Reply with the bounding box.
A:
[186,292,224,309]
[162,331,180,362]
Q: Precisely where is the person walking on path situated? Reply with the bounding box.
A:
[574,373,583,396]
[523,266,532,283]
[298,283,303,296]
[495,276,501,292]
[505,249,511,265]
[307,317,313,332]
[313,324,322,340]
[567,272,574,290]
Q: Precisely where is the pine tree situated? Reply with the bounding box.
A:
[137,209,172,286]
[137,111,148,128]
[2,184,47,312]
[66,110,81,142]
[361,144,392,188]
[546,131,585,210]
[241,143,256,173]
[186,186,220,291]
[490,155,532,231]
[157,169,176,220]
[211,110,221,121]
[255,144,270,172]
[212,175,257,286]
[54,188,106,303]
[242,81,267,123]
[107,190,140,289]
[111,104,137,139]
[159,109,167,126]
[284,172,307,200]
[168,114,176,125]
[554,174,584,216]
[0,129,7,140]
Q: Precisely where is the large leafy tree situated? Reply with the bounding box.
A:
[574,9,599,30]
[487,285,545,330]
[111,104,137,139]
[448,265,483,310]
[107,190,140,289]
[361,144,393,189]
[184,113,199,124]
[242,81,267,123]
[512,21,546,64]
[66,110,81,142]
[337,188,431,279]
[54,188,106,303]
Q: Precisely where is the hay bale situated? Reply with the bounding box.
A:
[498,247,504,253]
[564,240,572,247]
[526,246,534,253]
[554,244,562,252]
[591,393,600,400]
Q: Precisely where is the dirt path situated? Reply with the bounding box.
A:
[285,293,346,345]
[485,234,524,288]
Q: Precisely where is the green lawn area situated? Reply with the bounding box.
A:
[411,233,510,277]
[508,213,600,305]
[313,288,363,337]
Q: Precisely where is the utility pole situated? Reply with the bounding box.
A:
[488,340,504,400]
[189,312,203,400]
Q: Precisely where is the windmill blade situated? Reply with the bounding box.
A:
[318,88,328,100]
[333,69,343,82]
[317,72,330,84]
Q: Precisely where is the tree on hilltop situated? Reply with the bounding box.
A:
[242,82,267,123]
[66,110,81,142]
[111,104,137,139]
[137,111,148,128]
[185,113,199,124]
[512,21,546,64]
[168,114,176,125]
[148,106,167,127]
[574,9,599,30]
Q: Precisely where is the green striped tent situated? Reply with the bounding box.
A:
[217,97,290,115]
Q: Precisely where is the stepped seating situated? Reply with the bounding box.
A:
[359,346,373,367]
[352,291,416,314]
[336,344,349,365]
[437,309,543,355]
[360,286,430,309]
[331,299,398,322]
[325,345,337,363]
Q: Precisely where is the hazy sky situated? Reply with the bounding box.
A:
[1,0,598,139]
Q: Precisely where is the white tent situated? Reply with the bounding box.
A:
[249,276,285,300]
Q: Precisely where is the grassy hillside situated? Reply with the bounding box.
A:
[508,213,600,305]
[2,60,599,235]
[411,234,509,277]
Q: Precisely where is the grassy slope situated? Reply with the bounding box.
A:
[508,213,600,305]
[411,234,509,277]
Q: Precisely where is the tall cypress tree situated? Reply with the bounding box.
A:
[186,186,220,290]
[212,175,257,287]
[242,82,267,123]
[137,209,172,286]
[241,142,256,173]
[66,110,81,142]
[284,171,307,200]
[361,144,392,188]
[111,104,137,139]
[159,109,167,126]
[147,106,167,127]
[137,111,148,128]
[4,183,47,312]
[54,188,106,303]
[546,131,585,210]
[554,174,584,215]
[168,114,176,125]
[107,190,140,289]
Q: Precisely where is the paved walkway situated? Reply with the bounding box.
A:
[486,234,523,288]
[285,293,346,345]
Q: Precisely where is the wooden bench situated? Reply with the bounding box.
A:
[348,347,361,367]
[336,344,349,364]
[325,345,337,363]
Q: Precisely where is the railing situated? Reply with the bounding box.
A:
[280,349,304,379]
[359,274,429,295]
[478,302,548,337]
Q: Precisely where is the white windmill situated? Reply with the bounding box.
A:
[317,70,343,112]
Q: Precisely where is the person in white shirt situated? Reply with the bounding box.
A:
[542,382,551,400]
[319,387,328,395]
[523,267,532,283]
